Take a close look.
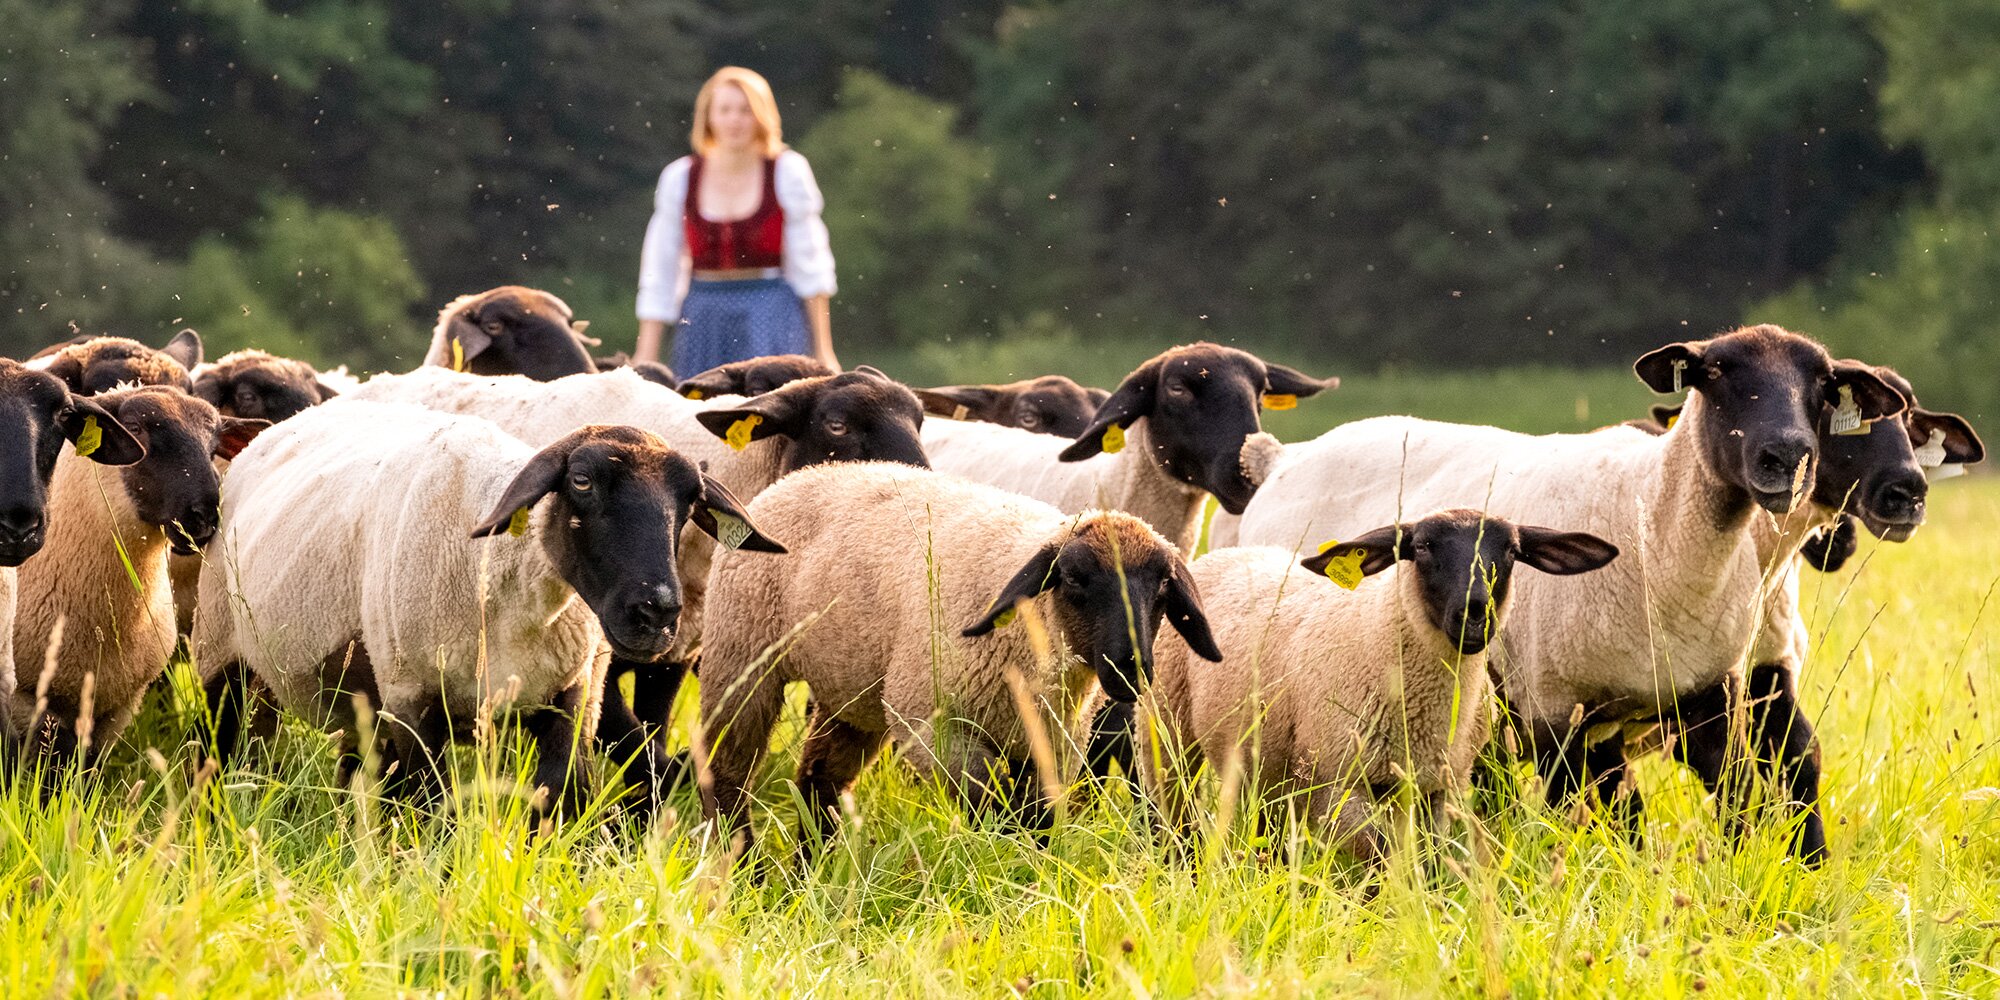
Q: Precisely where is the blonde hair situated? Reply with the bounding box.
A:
[690,67,785,158]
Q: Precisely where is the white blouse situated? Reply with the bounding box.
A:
[635,150,838,323]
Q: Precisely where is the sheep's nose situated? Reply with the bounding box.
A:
[1875,476,1927,521]
[0,507,42,542]
[631,586,681,633]
[177,509,219,544]
[1755,435,1814,483]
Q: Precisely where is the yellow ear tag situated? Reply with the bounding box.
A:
[725,414,762,451]
[1664,413,1679,430]
[450,338,467,372]
[1101,423,1126,454]
[507,507,531,537]
[685,388,705,400]
[992,606,1018,629]
[1829,385,1866,435]
[1315,539,1366,590]
[75,416,102,458]
[1262,393,1298,411]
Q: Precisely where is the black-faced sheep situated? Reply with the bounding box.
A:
[675,354,834,400]
[31,330,204,396]
[423,286,598,381]
[915,375,1110,438]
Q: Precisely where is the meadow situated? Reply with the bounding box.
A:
[1,367,1994,998]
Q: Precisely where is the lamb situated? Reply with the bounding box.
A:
[699,461,1220,854]
[1227,325,1906,862]
[914,375,1110,438]
[191,402,783,814]
[7,385,264,764]
[30,329,204,395]
[421,286,599,381]
[676,354,833,399]
[920,344,1337,552]
[0,360,149,733]
[1132,510,1617,863]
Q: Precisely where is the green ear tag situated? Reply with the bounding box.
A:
[75,416,102,458]
[1315,539,1366,590]
[507,507,531,537]
[726,414,762,451]
[1101,423,1126,454]
[992,606,1018,629]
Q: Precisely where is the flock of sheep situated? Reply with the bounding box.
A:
[0,283,1984,871]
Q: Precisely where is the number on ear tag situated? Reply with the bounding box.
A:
[1829,386,1864,435]
[726,414,763,451]
[76,416,102,458]
[1101,423,1126,454]
[1316,539,1366,590]
[711,510,753,550]
[1262,393,1298,411]
[507,507,531,537]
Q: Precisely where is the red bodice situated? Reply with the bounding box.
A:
[684,155,785,270]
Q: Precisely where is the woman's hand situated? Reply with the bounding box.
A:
[635,320,668,365]
[805,295,838,371]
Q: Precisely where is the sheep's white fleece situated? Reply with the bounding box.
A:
[344,366,779,659]
[1136,546,1493,837]
[6,448,179,744]
[1231,400,1783,731]
[701,462,1169,801]
[191,400,607,741]
[921,417,1280,552]
[0,570,14,720]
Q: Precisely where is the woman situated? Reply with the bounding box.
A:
[635,67,839,373]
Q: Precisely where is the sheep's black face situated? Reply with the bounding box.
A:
[678,354,833,399]
[916,376,1107,438]
[445,287,597,382]
[1813,366,1982,543]
[194,357,333,423]
[1635,326,1905,517]
[483,426,785,663]
[1404,514,1521,656]
[696,369,930,472]
[100,388,267,556]
[1057,344,1335,515]
[0,363,145,565]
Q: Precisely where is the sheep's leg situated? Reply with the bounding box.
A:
[700,663,787,854]
[1134,722,1199,846]
[200,659,255,764]
[630,653,693,729]
[1306,781,1385,867]
[1745,662,1827,865]
[1584,733,1644,845]
[1668,678,1755,838]
[1531,721,1590,812]
[524,681,591,820]
[1084,699,1135,785]
[596,668,683,820]
[381,698,451,808]
[793,710,887,858]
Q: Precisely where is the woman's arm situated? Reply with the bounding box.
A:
[635,158,692,363]
[775,152,839,369]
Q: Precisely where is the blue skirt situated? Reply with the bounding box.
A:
[672,276,812,375]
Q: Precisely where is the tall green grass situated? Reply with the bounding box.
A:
[1,457,1995,996]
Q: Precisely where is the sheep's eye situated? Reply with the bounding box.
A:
[483,320,505,335]
[825,419,849,436]
[1705,363,1724,381]
[1165,379,1191,398]
[1020,411,1041,429]
[569,473,592,492]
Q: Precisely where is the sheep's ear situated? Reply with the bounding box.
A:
[568,319,600,347]
[42,351,86,395]
[914,385,1000,420]
[1648,403,1682,429]
[162,329,203,370]
[695,396,796,445]
[963,542,1061,637]
[1085,386,1111,408]
[1263,362,1337,398]
[1163,556,1222,663]
[445,307,493,370]
[57,396,146,466]
[313,379,341,402]
[470,441,571,538]
[1515,527,1619,576]
[1300,523,1407,579]
[677,366,742,400]
[1634,341,1710,394]
[215,417,270,461]
[1909,408,1984,466]
[1826,361,1905,423]
[690,474,786,553]
[191,373,228,409]
[1059,359,1162,461]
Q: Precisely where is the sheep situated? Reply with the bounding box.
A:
[191,402,784,815]
[675,354,833,399]
[0,361,149,730]
[319,366,925,800]
[1227,325,1906,862]
[919,343,1337,552]
[699,460,1220,854]
[915,375,1110,438]
[191,348,343,422]
[7,385,264,765]
[422,286,598,381]
[29,330,204,395]
[1131,510,1617,863]
[593,352,679,389]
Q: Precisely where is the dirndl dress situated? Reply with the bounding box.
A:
[671,275,812,376]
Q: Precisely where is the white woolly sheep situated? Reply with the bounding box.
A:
[1131,510,1617,865]
[920,343,1335,551]
[7,385,263,765]
[699,460,1220,854]
[1228,325,1907,863]
[191,401,782,815]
